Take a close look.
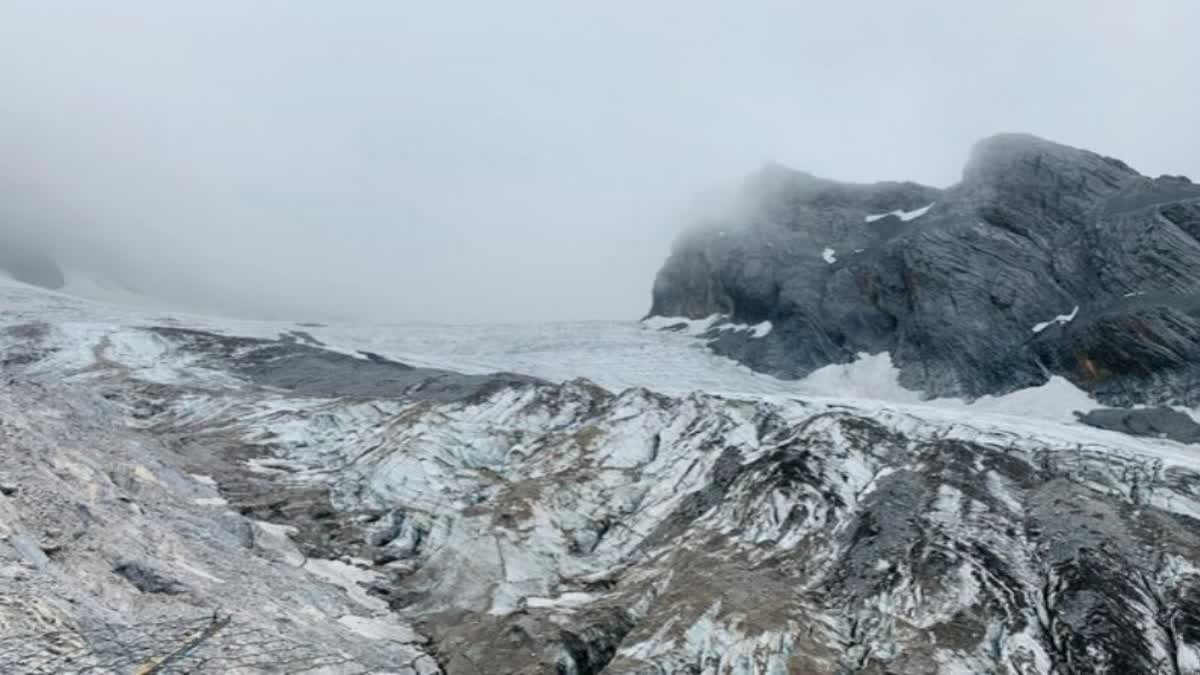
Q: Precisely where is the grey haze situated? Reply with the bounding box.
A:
[2,1,1199,321]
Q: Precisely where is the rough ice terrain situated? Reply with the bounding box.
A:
[3,277,1200,674]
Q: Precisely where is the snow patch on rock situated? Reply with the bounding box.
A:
[865,202,935,223]
[337,615,423,644]
[1032,305,1079,333]
[641,314,725,335]
[712,320,773,339]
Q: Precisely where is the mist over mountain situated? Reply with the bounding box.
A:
[0,230,62,290]
[5,4,1200,674]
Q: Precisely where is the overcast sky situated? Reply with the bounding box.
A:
[2,1,1198,322]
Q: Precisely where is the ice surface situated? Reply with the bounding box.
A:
[0,276,1166,446]
[337,615,423,643]
[304,558,388,612]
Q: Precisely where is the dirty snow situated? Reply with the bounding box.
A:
[524,592,598,610]
[304,558,388,612]
[337,615,423,644]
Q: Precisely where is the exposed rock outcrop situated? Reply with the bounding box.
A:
[147,326,545,402]
[1077,406,1200,444]
[649,134,1200,405]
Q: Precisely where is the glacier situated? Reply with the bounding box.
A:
[2,277,1200,674]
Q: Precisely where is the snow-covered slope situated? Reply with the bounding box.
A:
[0,275,1104,417]
[2,278,1200,674]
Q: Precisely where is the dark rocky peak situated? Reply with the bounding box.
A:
[962,132,1138,189]
[648,133,1200,406]
[1102,173,1200,218]
[954,134,1144,241]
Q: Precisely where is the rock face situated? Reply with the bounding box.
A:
[649,134,1200,405]
[1077,406,1200,444]
[148,326,545,402]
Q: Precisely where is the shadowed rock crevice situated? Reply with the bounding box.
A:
[112,560,187,595]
